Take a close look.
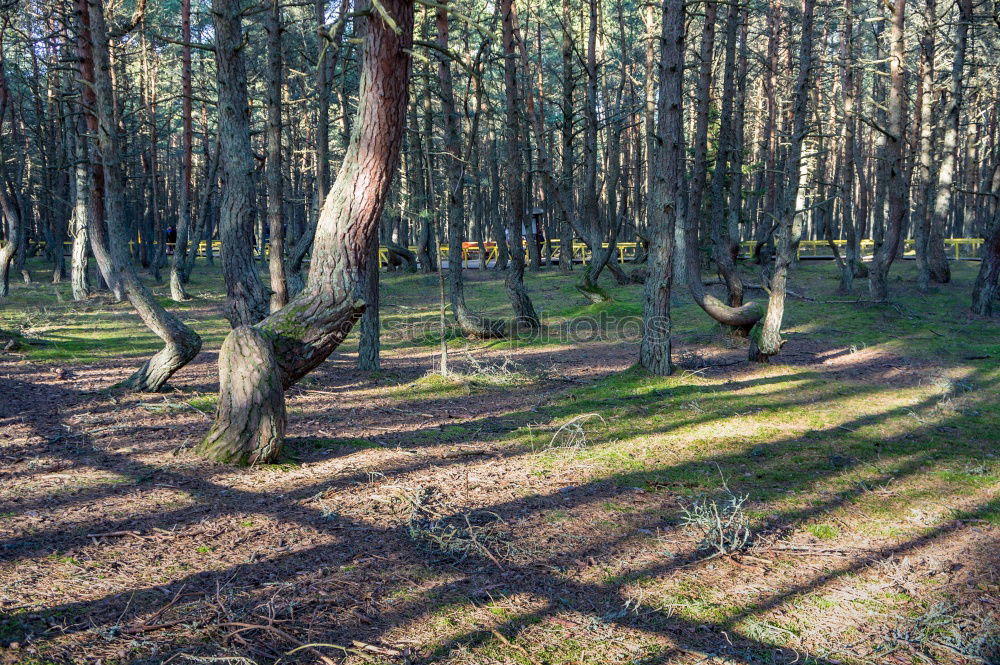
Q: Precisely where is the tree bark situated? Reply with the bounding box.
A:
[929,0,972,285]
[68,117,91,302]
[867,0,907,302]
[749,0,815,362]
[971,162,1000,315]
[707,0,745,319]
[169,0,194,302]
[439,3,503,337]
[87,0,202,391]
[265,0,288,311]
[639,0,683,376]
[197,0,414,464]
[213,0,269,326]
[500,0,540,328]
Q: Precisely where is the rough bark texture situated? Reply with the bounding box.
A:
[69,120,91,302]
[213,0,269,326]
[169,0,194,302]
[929,0,972,285]
[87,0,202,392]
[265,0,288,311]
[749,0,815,362]
[195,327,286,464]
[198,0,414,463]
[501,0,539,328]
[639,0,683,376]
[971,163,1000,315]
[867,0,907,302]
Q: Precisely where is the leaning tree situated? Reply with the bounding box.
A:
[195,0,415,464]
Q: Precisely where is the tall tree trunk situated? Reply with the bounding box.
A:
[929,0,972,285]
[439,5,502,337]
[0,40,21,300]
[913,0,936,293]
[73,0,124,301]
[170,0,194,301]
[749,0,815,361]
[837,0,860,292]
[196,0,414,464]
[213,0,269,326]
[559,0,575,274]
[707,0,745,319]
[688,0,716,249]
[182,134,220,281]
[86,0,202,391]
[500,0,540,328]
[867,0,907,302]
[265,0,288,310]
[639,0,683,376]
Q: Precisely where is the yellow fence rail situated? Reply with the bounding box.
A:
[22,238,984,267]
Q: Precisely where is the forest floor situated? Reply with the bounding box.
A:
[1,258,998,665]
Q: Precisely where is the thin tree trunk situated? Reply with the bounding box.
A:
[500,0,540,328]
[867,0,907,302]
[170,0,193,302]
[749,0,815,361]
[265,0,288,311]
[707,0,745,319]
[913,0,935,292]
[87,0,202,391]
[69,116,91,301]
[213,0,269,326]
[439,4,502,337]
[929,0,972,285]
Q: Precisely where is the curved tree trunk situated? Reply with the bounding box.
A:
[197,326,286,464]
[707,0,746,321]
[749,0,816,362]
[87,0,202,392]
[196,0,414,464]
[386,241,417,272]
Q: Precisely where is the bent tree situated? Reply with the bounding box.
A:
[196,0,415,464]
[748,0,816,362]
[86,0,202,391]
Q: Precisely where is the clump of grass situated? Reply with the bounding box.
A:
[806,524,840,540]
[401,486,514,568]
[889,602,1000,664]
[679,473,753,557]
